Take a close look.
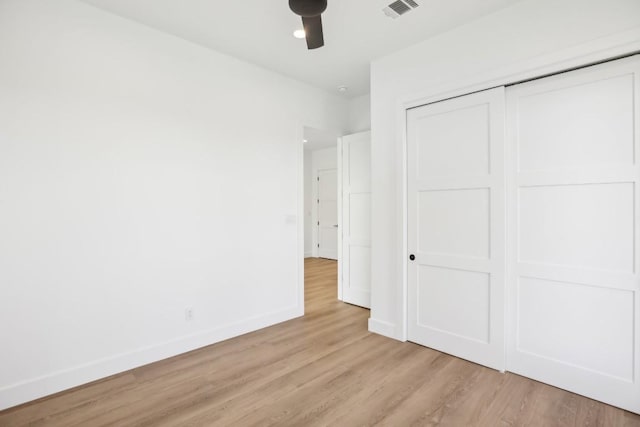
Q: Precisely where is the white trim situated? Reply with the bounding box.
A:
[399,95,409,342]
[312,169,319,257]
[337,137,344,300]
[297,125,306,317]
[394,29,640,344]
[400,29,640,110]
[368,318,397,338]
[0,306,301,411]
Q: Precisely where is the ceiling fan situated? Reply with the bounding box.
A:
[289,0,327,49]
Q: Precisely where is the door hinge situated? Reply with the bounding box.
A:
[317,243,320,248]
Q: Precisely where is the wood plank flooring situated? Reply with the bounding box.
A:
[2,258,640,426]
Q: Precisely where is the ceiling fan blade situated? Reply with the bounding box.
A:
[302,15,324,49]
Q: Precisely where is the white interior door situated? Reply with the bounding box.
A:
[407,87,506,371]
[506,56,640,413]
[317,169,338,260]
[341,131,371,308]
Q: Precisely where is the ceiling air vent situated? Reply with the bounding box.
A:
[383,0,419,19]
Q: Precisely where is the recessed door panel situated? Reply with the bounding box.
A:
[518,183,634,272]
[417,266,490,343]
[418,188,490,259]
[348,193,371,242]
[517,74,634,171]
[415,104,490,178]
[517,276,634,381]
[348,245,371,298]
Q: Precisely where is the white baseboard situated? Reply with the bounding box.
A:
[0,305,302,411]
[368,318,401,341]
[304,251,313,258]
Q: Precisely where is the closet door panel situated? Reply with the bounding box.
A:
[408,87,506,371]
[517,73,634,171]
[518,183,633,271]
[418,188,490,259]
[506,55,640,414]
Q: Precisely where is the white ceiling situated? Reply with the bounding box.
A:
[79,0,522,97]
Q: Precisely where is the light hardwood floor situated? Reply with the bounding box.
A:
[2,258,640,426]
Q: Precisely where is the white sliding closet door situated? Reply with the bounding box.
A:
[506,56,640,413]
[407,88,506,371]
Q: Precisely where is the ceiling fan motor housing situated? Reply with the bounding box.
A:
[289,0,327,17]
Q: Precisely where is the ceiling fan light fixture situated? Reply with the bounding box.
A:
[293,29,306,39]
[289,0,327,17]
[289,0,327,49]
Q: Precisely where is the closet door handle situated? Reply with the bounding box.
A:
[409,254,415,261]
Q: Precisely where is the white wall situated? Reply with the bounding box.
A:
[310,147,338,257]
[0,0,348,410]
[348,94,371,133]
[369,0,640,339]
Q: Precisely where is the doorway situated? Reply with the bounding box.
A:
[303,126,372,311]
[303,126,339,260]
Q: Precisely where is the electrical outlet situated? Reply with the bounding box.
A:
[185,307,194,322]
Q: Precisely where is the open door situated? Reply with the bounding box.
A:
[339,131,371,308]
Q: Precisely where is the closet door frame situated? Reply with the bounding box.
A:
[397,54,640,413]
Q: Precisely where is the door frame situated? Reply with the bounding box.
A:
[388,31,640,343]
[337,137,343,300]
